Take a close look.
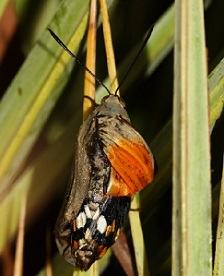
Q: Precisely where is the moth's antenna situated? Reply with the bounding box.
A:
[114,25,154,96]
[48,28,111,95]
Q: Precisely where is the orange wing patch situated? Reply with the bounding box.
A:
[105,139,154,197]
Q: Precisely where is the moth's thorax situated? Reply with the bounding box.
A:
[96,94,129,120]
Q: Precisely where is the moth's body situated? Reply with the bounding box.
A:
[55,95,154,270]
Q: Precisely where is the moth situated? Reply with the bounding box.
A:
[48,26,155,271]
[55,93,155,271]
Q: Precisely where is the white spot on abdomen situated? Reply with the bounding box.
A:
[97,215,107,234]
[76,212,86,229]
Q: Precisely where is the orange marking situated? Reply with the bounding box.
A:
[72,240,79,250]
[105,220,117,237]
[73,223,76,232]
[111,219,116,232]
[115,228,121,241]
[106,139,154,196]
[105,225,113,237]
[97,245,108,258]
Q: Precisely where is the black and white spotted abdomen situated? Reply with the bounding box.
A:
[69,195,130,270]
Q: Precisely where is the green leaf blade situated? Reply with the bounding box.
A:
[172,0,212,275]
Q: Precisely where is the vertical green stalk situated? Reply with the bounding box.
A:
[129,195,149,276]
[172,0,212,275]
[213,156,224,275]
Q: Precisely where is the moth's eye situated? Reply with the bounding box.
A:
[101,95,110,103]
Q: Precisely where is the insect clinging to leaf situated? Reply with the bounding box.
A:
[49,21,155,271]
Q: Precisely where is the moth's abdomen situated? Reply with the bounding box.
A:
[56,196,130,271]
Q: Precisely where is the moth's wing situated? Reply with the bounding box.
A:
[55,116,93,238]
[99,117,154,197]
[65,133,92,220]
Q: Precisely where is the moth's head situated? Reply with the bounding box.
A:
[101,94,126,109]
[99,94,128,118]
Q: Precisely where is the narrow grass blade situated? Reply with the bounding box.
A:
[13,195,27,276]
[213,156,224,275]
[45,228,53,276]
[172,0,212,275]
[83,0,97,119]
[99,0,119,94]
[208,58,224,132]
[129,195,149,276]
